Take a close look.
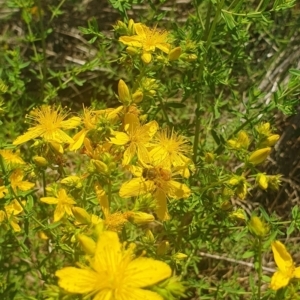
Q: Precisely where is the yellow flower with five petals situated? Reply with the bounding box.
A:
[56,231,172,300]
[110,113,158,166]
[13,105,81,146]
[40,188,76,222]
[119,23,171,64]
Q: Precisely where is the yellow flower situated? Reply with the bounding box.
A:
[150,128,193,178]
[0,149,25,169]
[228,175,247,200]
[270,240,300,290]
[10,169,35,193]
[56,231,172,299]
[227,131,250,150]
[40,188,76,222]
[119,165,190,220]
[13,105,81,146]
[110,113,158,166]
[0,199,25,232]
[70,106,123,151]
[119,23,171,63]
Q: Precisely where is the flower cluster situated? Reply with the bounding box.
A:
[0,20,194,296]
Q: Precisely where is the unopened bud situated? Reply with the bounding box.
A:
[130,212,154,225]
[260,134,280,147]
[157,240,170,256]
[168,47,182,61]
[33,156,48,167]
[61,175,82,189]
[249,147,271,165]
[77,234,96,255]
[126,46,139,56]
[92,159,108,174]
[145,229,155,242]
[72,207,91,225]
[248,216,269,237]
[118,79,131,105]
[181,53,197,62]
[256,173,268,190]
[204,152,215,163]
[132,91,143,103]
[268,174,282,191]
[49,140,64,154]
[173,253,188,260]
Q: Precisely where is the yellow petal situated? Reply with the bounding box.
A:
[61,116,81,129]
[119,178,154,198]
[294,266,300,278]
[110,132,130,145]
[119,36,143,47]
[56,267,99,294]
[54,205,66,222]
[13,128,42,145]
[40,197,58,204]
[69,129,88,151]
[270,270,290,290]
[154,189,169,221]
[166,181,191,199]
[114,288,164,300]
[123,143,136,166]
[271,241,293,272]
[10,219,21,232]
[126,257,171,287]
[134,23,146,37]
[93,231,123,273]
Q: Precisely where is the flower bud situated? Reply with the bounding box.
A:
[77,234,96,255]
[49,140,64,154]
[33,156,48,167]
[173,252,188,260]
[180,53,197,62]
[168,47,182,61]
[145,229,155,242]
[204,152,215,163]
[248,147,271,165]
[267,174,282,191]
[256,122,271,136]
[128,19,135,35]
[130,212,154,225]
[126,46,139,56]
[256,173,268,190]
[220,200,233,211]
[157,240,170,256]
[248,216,269,237]
[61,175,82,189]
[118,79,131,105]
[260,134,280,147]
[72,207,91,225]
[92,159,108,174]
[132,91,143,103]
[229,209,246,221]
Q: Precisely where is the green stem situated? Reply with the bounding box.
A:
[42,170,46,197]
[257,237,262,299]
[35,0,47,100]
[193,0,225,163]
[48,0,68,25]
